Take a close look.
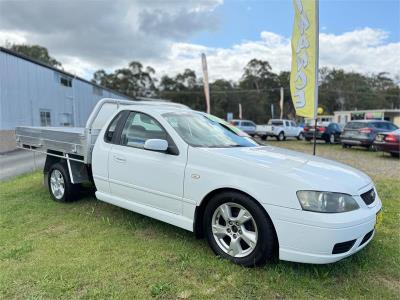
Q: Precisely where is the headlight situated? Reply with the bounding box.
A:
[296,191,359,213]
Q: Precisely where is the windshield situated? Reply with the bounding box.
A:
[163,112,259,148]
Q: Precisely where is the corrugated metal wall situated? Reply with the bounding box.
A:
[0,50,126,130]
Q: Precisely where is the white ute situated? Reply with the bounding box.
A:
[256,119,304,141]
[17,98,382,267]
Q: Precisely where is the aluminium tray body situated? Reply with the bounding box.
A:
[16,126,89,161]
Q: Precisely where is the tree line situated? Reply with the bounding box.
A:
[7,44,400,123]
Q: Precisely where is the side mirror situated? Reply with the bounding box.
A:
[144,139,168,152]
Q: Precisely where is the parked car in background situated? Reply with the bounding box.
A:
[304,122,342,144]
[256,119,303,141]
[341,120,398,150]
[373,129,400,157]
[230,119,257,136]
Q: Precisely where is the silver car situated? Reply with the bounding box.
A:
[231,119,257,136]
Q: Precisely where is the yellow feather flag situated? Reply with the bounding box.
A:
[290,0,319,119]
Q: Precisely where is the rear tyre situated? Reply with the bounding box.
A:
[47,162,80,202]
[305,137,312,142]
[261,135,267,141]
[368,144,377,152]
[342,144,351,149]
[329,134,335,144]
[204,191,277,267]
[390,152,399,158]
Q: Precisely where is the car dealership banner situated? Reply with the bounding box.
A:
[290,0,319,119]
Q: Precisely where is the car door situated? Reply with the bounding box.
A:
[242,121,251,134]
[285,121,292,136]
[290,121,298,136]
[108,110,187,214]
[248,121,257,134]
[333,123,341,140]
[238,121,245,132]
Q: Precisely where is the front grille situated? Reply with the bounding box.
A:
[359,230,374,247]
[361,188,376,205]
[332,239,356,254]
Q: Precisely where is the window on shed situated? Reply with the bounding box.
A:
[93,86,103,96]
[60,76,72,87]
[40,110,51,127]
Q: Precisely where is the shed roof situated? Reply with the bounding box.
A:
[0,46,132,100]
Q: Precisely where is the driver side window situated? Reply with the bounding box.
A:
[120,112,167,148]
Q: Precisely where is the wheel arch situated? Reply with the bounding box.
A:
[193,187,279,250]
[44,151,67,184]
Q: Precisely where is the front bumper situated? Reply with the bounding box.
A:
[264,188,382,264]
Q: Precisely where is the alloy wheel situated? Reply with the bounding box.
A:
[50,169,65,199]
[211,202,258,258]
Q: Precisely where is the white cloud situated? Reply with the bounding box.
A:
[0,0,222,70]
[0,30,27,45]
[145,27,400,81]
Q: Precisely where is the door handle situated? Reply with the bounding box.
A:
[113,155,126,163]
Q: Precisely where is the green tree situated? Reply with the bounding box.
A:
[7,44,62,68]
[239,59,281,122]
[92,61,157,98]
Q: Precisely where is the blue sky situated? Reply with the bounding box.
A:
[191,0,400,47]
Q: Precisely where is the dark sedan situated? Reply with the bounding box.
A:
[304,122,342,143]
[373,129,400,157]
[341,120,398,150]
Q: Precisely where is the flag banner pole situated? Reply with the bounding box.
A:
[290,0,319,155]
[313,0,319,155]
[280,87,284,119]
[201,53,211,114]
[313,118,317,155]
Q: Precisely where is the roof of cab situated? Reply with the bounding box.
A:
[117,103,191,115]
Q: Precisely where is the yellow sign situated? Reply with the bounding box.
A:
[317,107,324,115]
[290,0,319,119]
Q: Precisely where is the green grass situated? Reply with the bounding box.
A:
[1,150,399,298]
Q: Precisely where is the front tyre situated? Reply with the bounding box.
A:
[48,162,80,202]
[297,132,304,140]
[276,132,285,141]
[204,192,277,267]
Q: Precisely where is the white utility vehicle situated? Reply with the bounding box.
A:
[17,98,382,267]
[256,119,304,141]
